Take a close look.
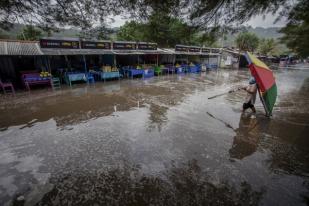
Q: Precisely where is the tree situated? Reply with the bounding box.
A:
[0,0,307,56]
[279,0,309,58]
[17,25,42,41]
[117,21,146,41]
[0,30,9,39]
[235,32,259,52]
[143,12,195,47]
[0,0,122,33]
[258,38,277,56]
[122,0,291,28]
[0,0,295,33]
[116,13,218,47]
[80,25,114,40]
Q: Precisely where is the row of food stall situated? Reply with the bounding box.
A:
[0,37,221,91]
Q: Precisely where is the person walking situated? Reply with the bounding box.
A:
[242,77,257,113]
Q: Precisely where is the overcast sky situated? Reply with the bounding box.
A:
[245,13,287,28]
[110,12,287,28]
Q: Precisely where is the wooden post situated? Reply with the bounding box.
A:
[137,54,139,65]
[156,54,159,66]
[47,56,52,74]
[238,49,241,69]
[114,54,117,67]
[64,55,71,71]
[83,55,87,73]
[173,54,176,74]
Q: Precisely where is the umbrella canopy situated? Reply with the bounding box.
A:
[245,52,277,116]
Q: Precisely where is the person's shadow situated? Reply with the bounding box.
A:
[229,113,261,160]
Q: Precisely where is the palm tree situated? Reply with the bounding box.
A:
[235,32,259,67]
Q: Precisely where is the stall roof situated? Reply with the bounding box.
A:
[0,40,222,56]
[41,48,114,55]
[221,48,244,56]
[112,50,145,55]
[0,40,43,55]
[161,48,221,56]
[113,48,171,55]
[41,37,79,41]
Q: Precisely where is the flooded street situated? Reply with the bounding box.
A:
[0,69,308,206]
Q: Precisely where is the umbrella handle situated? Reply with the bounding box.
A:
[257,85,270,117]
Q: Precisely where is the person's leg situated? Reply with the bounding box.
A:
[248,102,256,113]
[251,106,256,113]
[243,102,249,112]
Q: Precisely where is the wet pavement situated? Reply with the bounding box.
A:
[0,69,308,206]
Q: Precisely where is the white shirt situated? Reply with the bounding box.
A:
[245,84,257,104]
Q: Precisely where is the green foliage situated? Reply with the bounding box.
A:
[258,38,277,56]
[0,0,306,56]
[0,0,304,34]
[117,13,218,47]
[235,32,259,52]
[275,43,290,56]
[279,0,309,58]
[17,25,42,41]
[0,30,9,39]
[145,13,194,47]
[0,0,121,33]
[117,21,146,41]
[79,25,114,40]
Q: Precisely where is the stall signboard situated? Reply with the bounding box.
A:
[40,39,80,49]
[113,42,136,50]
[81,41,111,49]
[137,43,157,50]
[188,47,201,52]
[175,45,189,52]
[211,49,220,53]
[202,48,211,53]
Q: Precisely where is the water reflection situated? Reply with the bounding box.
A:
[0,92,136,128]
[229,114,263,159]
[264,76,309,176]
[147,103,168,132]
[301,180,309,205]
[28,160,264,206]
[229,111,309,175]
[1,70,309,206]
[102,83,121,93]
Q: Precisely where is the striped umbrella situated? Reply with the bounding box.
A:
[245,52,277,116]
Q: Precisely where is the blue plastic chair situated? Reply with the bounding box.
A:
[87,73,95,84]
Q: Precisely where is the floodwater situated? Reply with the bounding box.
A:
[0,69,308,206]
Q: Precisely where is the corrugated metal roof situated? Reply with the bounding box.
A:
[160,48,175,54]
[0,40,222,56]
[222,48,244,55]
[41,48,114,55]
[112,50,145,55]
[41,37,80,41]
[0,41,6,55]
[161,48,221,56]
[0,40,43,55]
[111,48,168,55]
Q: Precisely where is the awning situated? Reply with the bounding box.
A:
[112,50,145,55]
[0,40,43,55]
[0,40,222,56]
[41,48,114,55]
[161,48,221,56]
[221,48,244,56]
[112,48,170,55]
